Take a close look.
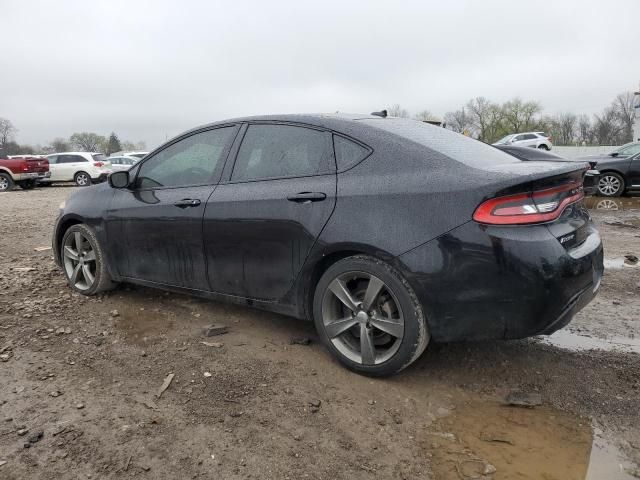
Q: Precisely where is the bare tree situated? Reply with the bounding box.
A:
[593,107,622,145]
[0,117,17,152]
[577,114,593,145]
[465,97,495,142]
[501,98,542,133]
[414,110,433,121]
[444,107,474,134]
[552,112,577,145]
[612,91,635,143]
[388,104,409,118]
[69,132,106,151]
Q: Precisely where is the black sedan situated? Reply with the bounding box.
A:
[494,144,600,195]
[577,142,640,196]
[53,114,603,376]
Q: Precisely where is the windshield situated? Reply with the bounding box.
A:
[494,135,515,144]
[614,143,640,156]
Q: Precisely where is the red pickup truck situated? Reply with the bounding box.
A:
[0,155,51,191]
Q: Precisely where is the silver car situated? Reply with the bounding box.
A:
[493,131,552,150]
[108,155,139,172]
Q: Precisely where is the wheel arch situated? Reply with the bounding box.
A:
[299,243,398,322]
[53,214,85,266]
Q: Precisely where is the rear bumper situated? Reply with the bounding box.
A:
[398,218,603,342]
[14,171,50,181]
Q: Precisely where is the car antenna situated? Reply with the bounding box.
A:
[371,109,387,118]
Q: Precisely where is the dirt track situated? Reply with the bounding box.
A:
[1,187,639,479]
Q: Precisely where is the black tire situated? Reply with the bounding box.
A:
[597,172,625,197]
[537,144,549,150]
[0,172,14,192]
[313,255,429,376]
[18,180,36,190]
[74,171,92,187]
[60,224,116,295]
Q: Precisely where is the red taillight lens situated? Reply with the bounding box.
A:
[473,182,584,225]
[94,161,104,167]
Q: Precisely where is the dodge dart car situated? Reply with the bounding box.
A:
[52,114,603,376]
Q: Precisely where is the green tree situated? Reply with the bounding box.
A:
[106,132,122,155]
[69,132,106,152]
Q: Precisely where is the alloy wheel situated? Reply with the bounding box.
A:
[63,231,97,291]
[0,177,8,191]
[76,173,89,186]
[598,175,621,196]
[321,272,404,365]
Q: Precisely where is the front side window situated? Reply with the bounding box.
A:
[616,143,640,156]
[231,124,332,182]
[136,127,236,189]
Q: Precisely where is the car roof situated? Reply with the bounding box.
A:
[48,152,103,156]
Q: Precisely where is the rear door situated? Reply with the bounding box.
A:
[203,122,337,300]
[59,154,88,181]
[105,125,239,290]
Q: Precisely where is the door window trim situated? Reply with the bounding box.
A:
[131,124,241,191]
[222,121,336,185]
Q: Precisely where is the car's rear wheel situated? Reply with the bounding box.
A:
[74,172,91,187]
[313,255,429,376]
[537,144,549,150]
[18,180,36,190]
[598,172,625,197]
[0,173,14,192]
[61,224,116,295]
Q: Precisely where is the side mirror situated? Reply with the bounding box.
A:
[610,152,619,157]
[109,171,130,188]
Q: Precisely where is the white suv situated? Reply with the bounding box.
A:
[493,132,552,150]
[42,152,113,186]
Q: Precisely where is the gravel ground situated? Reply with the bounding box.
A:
[0,187,639,479]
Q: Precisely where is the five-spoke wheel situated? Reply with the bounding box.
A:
[314,255,429,376]
[60,224,116,295]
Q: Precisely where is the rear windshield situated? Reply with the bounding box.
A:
[92,154,107,162]
[361,118,518,167]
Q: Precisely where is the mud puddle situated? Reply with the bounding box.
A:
[429,400,636,479]
[537,329,640,354]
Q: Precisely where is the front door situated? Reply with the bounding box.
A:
[204,123,337,300]
[105,125,239,290]
[628,153,640,188]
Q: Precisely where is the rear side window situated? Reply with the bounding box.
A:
[232,124,332,182]
[333,135,371,170]
[523,134,537,140]
[361,118,517,168]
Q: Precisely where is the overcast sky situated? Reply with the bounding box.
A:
[1,0,638,149]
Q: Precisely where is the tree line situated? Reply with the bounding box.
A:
[391,90,636,146]
[0,120,146,156]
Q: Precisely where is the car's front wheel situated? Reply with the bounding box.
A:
[61,224,116,295]
[313,255,429,376]
[537,144,549,150]
[74,172,92,187]
[598,172,625,197]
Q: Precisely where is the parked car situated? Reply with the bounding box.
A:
[53,114,602,376]
[108,155,140,172]
[42,152,112,186]
[577,142,640,196]
[111,151,149,159]
[493,132,552,150]
[495,145,600,195]
[0,155,50,191]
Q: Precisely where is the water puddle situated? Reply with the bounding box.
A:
[428,400,637,479]
[585,197,640,212]
[604,257,639,269]
[538,329,640,354]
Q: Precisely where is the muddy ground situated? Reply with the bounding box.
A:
[0,187,639,480]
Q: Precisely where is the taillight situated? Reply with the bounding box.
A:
[473,182,584,225]
[94,161,105,167]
